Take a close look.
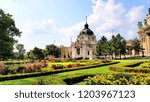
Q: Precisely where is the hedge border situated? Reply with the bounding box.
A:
[123,61,143,67]
[0,61,119,81]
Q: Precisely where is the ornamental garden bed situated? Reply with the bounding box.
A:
[0,61,119,82]
[108,60,150,74]
[84,73,150,85]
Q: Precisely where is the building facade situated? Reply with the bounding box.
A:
[61,22,97,60]
[138,8,150,56]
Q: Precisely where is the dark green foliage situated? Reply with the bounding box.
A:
[45,44,60,58]
[96,34,126,59]
[32,47,45,60]
[64,75,94,85]
[96,36,109,57]
[0,8,21,59]
[16,44,26,59]
[131,38,143,56]
[110,34,127,59]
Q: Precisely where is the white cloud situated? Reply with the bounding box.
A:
[58,22,84,45]
[125,6,144,38]
[18,19,57,51]
[58,0,144,43]
[17,0,145,51]
[125,6,144,23]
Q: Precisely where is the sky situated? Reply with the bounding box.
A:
[0,0,150,51]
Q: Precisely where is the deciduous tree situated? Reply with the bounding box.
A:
[0,8,21,60]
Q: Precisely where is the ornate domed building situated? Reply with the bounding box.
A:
[138,8,150,56]
[71,22,97,60]
[61,21,97,60]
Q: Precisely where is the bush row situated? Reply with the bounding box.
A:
[0,62,48,75]
[4,60,32,65]
[51,63,85,70]
[33,74,95,85]
[109,66,150,74]
[123,61,143,67]
[85,73,150,85]
[0,61,119,82]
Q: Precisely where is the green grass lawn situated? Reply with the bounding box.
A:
[0,60,148,85]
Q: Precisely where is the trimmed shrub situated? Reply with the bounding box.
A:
[52,64,64,70]
[38,77,66,85]
[141,61,150,68]
[63,75,94,85]
[123,61,143,67]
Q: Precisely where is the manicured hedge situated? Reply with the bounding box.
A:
[109,66,150,74]
[123,61,143,67]
[0,61,119,81]
[33,74,95,85]
[63,74,94,85]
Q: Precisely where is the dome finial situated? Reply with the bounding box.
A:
[84,16,89,29]
[86,16,87,24]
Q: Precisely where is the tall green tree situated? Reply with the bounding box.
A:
[131,38,143,57]
[32,47,44,60]
[16,44,26,59]
[0,8,21,60]
[110,34,126,59]
[45,44,60,58]
[96,36,110,58]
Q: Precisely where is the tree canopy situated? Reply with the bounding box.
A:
[96,34,127,59]
[96,36,109,57]
[131,38,143,56]
[16,44,26,59]
[0,8,21,60]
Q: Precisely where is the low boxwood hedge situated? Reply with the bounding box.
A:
[123,61,143,67]
[63,74,94,85]
[109,66,150,74]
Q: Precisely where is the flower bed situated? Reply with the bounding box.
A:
[0,61,48,75]
[0,61,119,82]
[85,73,150,85]
[141,61,150,68]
